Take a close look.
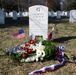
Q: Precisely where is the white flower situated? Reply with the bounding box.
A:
[34,41,46,61]
[25,56,36,62]
[20,44,25,47]
[37,45,45,51]
[36,48,45,61]
[29,44,33,49]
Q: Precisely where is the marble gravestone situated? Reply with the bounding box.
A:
[61,11,65,16]
[19,11,23,17]
[48,11,51,17]
[23,12,29,17]
[29,5,48,40]
[67,11,70,17]
[9,12,13,17]
[13,11,17,20]
[56,11,61,19]
[4,12,8,17]
[23,12,26,17]
[69,10,76,23]
[0,10,5,24]
[51,11,54,17]
[65,11,70,17]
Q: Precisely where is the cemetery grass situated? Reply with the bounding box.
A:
[0,17,76,75]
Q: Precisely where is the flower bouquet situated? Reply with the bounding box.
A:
[6,35,74,63]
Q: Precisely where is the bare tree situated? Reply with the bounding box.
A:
[0,0,58,11]
[28,0,47,6]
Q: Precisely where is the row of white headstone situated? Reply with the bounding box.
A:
[1,10,70,18]
[8,11,29,17]
[48,11,70,18]
[0,9,76,24]
[5,11,70,18]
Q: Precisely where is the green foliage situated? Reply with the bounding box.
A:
[64,53,74,60]
[35,36,43,42]
[10,52,23,61]
[42,40,56,59]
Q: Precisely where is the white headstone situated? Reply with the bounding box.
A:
[23,12,29,17]
[4,12,8,17]
[13,11,17,20]
[69,10,76,23]
[0,10,5,24]
[61,11,65,16]
[56,11,61,19]
[51,11,54,17]
[22,12,26,17]
[67,11,70,17]
[9,12,13,17]
[4,12,7,17]
[18,11,23,17]
[29,5,48,40]
[54,12,57,16]
[48,11,51,17]
[65,11,67,16]
[65,11,70,17]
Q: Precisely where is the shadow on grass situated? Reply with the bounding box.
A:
[0,16,69,28]
[53,36,76,43]
[0,17,29,28]
[48,16,69,24]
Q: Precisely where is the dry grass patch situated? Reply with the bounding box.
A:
[0,18,76,75]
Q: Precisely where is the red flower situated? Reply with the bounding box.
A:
[20,47,24,50]
[24,47,26,50]
[30,40,34,44]
[25,43,29,46]
[22,52,28,58]
[25,43,30,49]
[27,48,32,53]
[33,39,37,43]
[30,40,37,44]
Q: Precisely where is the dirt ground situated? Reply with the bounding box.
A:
[0,17,76,75]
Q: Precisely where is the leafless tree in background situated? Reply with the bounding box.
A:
[0,0,61,11]
[0,0,76,11]
[28,0,47,6]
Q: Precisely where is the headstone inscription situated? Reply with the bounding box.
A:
[29,5,48,40]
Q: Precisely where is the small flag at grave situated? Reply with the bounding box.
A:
[48,27,54,40]
[12,29,25,39]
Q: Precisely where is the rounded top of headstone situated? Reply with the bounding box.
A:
[29,5,48,8]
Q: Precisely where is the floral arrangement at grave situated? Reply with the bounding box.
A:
[6,28,76,75]
[6,36,75,63]
[6,36,55,62]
